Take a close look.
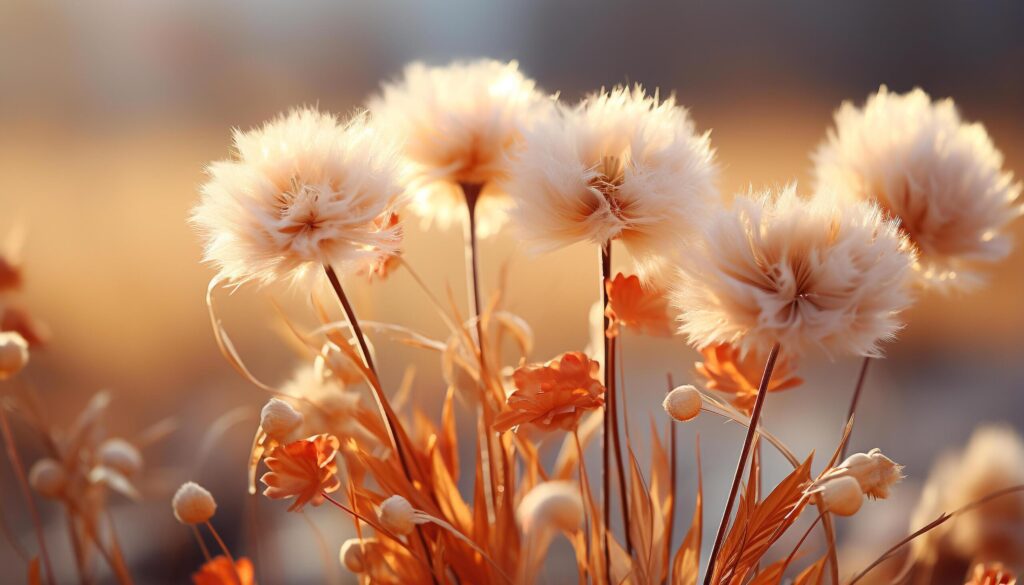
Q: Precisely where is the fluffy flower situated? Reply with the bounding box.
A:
[260,398,304,442]
[192,556,256,585]
[832,448,905,499]
[172,482,217,524]
[370,59,549,237]
[814,86,1022,290]
[191,107,405,286]
[494,352,605,432]
[605,273,672,338]
[507,85,718,277]
[695,343,802,413]
[261,433,341,512]
[671,185,916,357]
[516,481,584,534]
[662,385,702,422]
[911,425,1024,566]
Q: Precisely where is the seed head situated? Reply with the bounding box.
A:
[663,385,702,422]
[516,481,584,534]
[818,475,864,517]
[172,481,217,525]
[97,438,144,478]
[260,398,304,442]
[28,459,67,499]
[379,495,417,536]
[0,331,29,380]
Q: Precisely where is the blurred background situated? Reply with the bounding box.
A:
[1,0,1023,583]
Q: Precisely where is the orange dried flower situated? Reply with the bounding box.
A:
[967,563,1016,585]
[604,273,672,338]
[494,352,605,432]
[192,556,256,585]
[261,433,341,512]
[695,344,802,412]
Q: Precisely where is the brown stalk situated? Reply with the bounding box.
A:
[664,373,678,585]
[205,521,242,585]
[840,356,871,460]
[608,334,632,556]
[600,243,613,579]
[703,341,781,585]
[0,404,55,585]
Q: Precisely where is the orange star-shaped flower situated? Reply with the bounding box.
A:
[192,556,256,585]
[695,344,802,412]
[261,433,341,512]
[605,273,672,338]
[494,352,605,432]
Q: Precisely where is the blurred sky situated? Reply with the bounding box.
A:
[1,1,1023,583]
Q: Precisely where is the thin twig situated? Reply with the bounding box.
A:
[840,357,872,460]
[609,334,632,555]
[600,243,613,580]
[703,342,781,585]
[205,521,241,585]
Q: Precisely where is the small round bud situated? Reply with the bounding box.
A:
[28,459,67,499]
[0,331,30,380]
[97,438,143,478]
[172,481,217,524]
[517,481,584,534]
[260,398,304,441]
[818,476,864,517]
[379,495,417,536]
[340,537,376,573]
[663,385,702,422]
[837,448,904,499]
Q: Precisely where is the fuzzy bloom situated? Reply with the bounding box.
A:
[0,330,29,379]
[339,537,377,573]
[261,433,341,512]
[260,398,304,442]
[814,86,1022,291]
[28,458,67,499]
[966,564,1017,585]
[507,85,719,278]
[695,343,802,413]
[663,385,702,422]
[172,482,217,524]
[379,495,417,536]
[517,481,584,534]
[97,438,144,478]
[192,556,256,585]
[605,273,672,338]
[833,448,904,499]
[816,475,864,517]
[494,352,605,432]
[672,185,916,357]
[191,107,405,286]
[370,59,549,237]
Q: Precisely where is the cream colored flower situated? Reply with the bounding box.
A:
[507,85,719,277]
[191,107,405,285]
[817,475,863,517]
[833,448,904,499]
[0,330,29,380]
[369,59,549,237]
[260,397,304,442]
[814,86,1022,290]
[671,185,916,357]
[172,481,217,524]
[663,385,702,422]
[379,494,417,536]
[517,481,584,534]
[29,459,67,499]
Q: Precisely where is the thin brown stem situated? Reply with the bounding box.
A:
[205,521,241,585]
[191,525,212,563]
[703,342,781,585]
[610,335,631,555]
[600,243,613,581]
[664,373,678,585]
[0,405,55,585]
[840,357,872,460]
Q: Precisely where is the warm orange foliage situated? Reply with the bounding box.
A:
[604,273,672,338]
[261,434,341,512]
[968,564,1017,585]
[696,344,802,412]
[494,352,605,432]
[192,556,256,585]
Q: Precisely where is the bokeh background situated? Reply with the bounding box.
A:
[2,1,1023,583]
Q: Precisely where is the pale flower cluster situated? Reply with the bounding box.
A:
[814,86,1022,290]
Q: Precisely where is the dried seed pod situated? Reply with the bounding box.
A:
[260,398,304,442]
[663,385,702,422]
[28,459,67,499]
[838,448,904,499]
[379,495,416,536]
[172,482,217,525]
[819,475,864,517]
[0,331,29,380]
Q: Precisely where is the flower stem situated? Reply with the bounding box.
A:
[703,342,781,585]
[608,335,631,554]
[840,356,872,459]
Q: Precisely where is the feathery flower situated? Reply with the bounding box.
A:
[663,385,702,422]
[507,85,718,278]
[0,330,29,379]
[494,352,605,432]
[695,343,802,412]
[261,433,341,512]
[173,482,217,525]
[605,273,672,338]
[369,59,549,237]
[831,448,904,499]
[814,86,1022,290]
[192,556,256,585]
[672,185,916,357]
[517,481,584,534]
[191,107,405,286]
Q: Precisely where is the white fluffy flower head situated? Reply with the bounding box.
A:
[507,85,719,277]
[814,86,1022,290]
[191,107,405,286]
[370,59,549,237]
[672,185,916,357]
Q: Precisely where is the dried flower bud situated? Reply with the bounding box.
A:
[172,481,217,524]
[0,331,29,380]
[28,459,67,499]
[260,398,304,441]
[379,495,417,536]
[663,385,702,422]
[818,475,864,517]
[97,438,143,478]
[517,481,584,534]
[340,537,376,573]
[837,448,904,499]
